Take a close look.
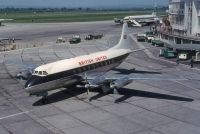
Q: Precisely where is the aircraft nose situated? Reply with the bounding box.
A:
[25,81,31,89]
[24,76,37,93]
[25,80,33,93]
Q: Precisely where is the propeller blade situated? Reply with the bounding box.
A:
[113,88,119,95]
[87,88,90,95]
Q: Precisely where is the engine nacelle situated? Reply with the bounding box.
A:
[16,70,32,80]
[90,75,106,85]
[78,75,107,89]
[110,77,132,89]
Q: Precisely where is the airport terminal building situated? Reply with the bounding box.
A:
[169,0,200,35]
[159,0,200,44]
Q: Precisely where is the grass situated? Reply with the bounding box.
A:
[0,10,167,23]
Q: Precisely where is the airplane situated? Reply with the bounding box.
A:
[123,12,160,27]
[24,22,185,103]
[114,18,124,25]
[0,19,13,26]
[0,37,22,44]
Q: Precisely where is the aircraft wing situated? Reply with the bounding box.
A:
[0,38,10,41]
[80,72,187,94]
[0,38,22,41]
[131,47,154,53]
[0,19,13,22]
[86,73,187,81]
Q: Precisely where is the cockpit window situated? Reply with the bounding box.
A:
[43,71,48,75]
[39,71,42,75]
[33,70,48,76]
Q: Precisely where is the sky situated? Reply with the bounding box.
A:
[0,0,169,8]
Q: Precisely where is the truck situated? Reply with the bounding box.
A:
[56,37,66,43]
[85,34,103,40]
[93,34,103,39]
[85,34,93,40]
[159,48,177,58]
[69,35,81,44]
[193,52,200,62]
[178,53,189,60]
[151,40,164,47]
[146,35,155,43]
[137,33,146,42]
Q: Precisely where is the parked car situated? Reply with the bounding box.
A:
[137,33,146,42]
[56,37,66,43]
[151,40,164,47]
[147,35,155,43]
[85,34,94,40]
[93,34,103,39]
[159,48,177,58]
[69,35,81,44]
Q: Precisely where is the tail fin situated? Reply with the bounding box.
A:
[152,12,157,16]
[112,22,133,50]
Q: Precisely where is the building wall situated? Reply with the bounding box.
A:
[169,0,200,36]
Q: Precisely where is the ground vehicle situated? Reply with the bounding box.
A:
[85,34,103,40]
[160,48,177,58]
[69,35,81,44]
[137,34,146,42]
[56,37,66,43]
[114,18,123,24]
[145,31,154,36]
[193,52,200,62]
[151,40,164,47]
[85,34,93,40]
[178,53,189,60]
[93,34,103,39]
[147,35,155,43]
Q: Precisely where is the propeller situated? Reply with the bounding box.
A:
[113,88,119,95]
[84,73,90,94]
[110,82,119,95]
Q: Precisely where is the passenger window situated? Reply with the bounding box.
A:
[100,62,104,66]
[87,65,90,70]
[104,61,107,65]
[96,63,100,67]
[82,67,85,72]
[78,68,82,73]
[92,64,95,69]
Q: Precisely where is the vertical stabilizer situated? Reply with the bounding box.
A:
[152,0,157,16]
[111,22,133,50]
[152,12,157,16]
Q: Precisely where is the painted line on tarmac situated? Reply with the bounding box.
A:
[0,111,30,120]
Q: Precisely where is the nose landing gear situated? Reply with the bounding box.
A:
[34,92,48,104]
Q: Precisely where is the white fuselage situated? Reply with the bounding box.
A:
[25,49,131,95]
[124,14,157,20]
[124,14,159,26]
[25,22,132,95]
